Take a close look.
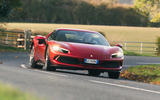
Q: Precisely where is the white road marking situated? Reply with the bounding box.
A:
[20,64,68,77]
[20,64,28,69]
[90,80,160,94]
[21,64,160,94]
[138,62,160,65]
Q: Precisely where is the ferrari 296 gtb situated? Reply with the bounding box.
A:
[29,28,124,79]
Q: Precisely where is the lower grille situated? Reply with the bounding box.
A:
[57,56,80,65]
[56,56,120,68]
[100,61,120,68]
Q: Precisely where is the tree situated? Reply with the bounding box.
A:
[134,0,160,23]
[151,13,160,23]
[0,0,21,18]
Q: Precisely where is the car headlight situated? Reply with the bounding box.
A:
[52,46,69,54]
[111,51,124,58]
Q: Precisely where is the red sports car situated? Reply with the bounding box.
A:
[29,28,124,78]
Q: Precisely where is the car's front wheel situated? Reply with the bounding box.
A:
[108,72,120,79]
[29,47,42,69]
[88,70,101,76]
[44,49,56,71]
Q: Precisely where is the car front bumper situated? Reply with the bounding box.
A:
[49,54,123,72]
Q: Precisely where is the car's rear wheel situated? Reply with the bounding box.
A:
[108,72,120,79]
[44,49,56,71]
[88,70,101,76]
[29,47,42,69]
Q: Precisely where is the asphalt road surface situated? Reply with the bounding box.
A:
[0,52,160,100]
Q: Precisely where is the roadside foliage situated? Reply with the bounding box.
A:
[121,65,160,85]
[0,82,40,100]
[1,0,148,26]
[134,0,160,26]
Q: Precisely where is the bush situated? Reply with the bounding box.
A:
[150,22,160,27]
[3,0,149,26]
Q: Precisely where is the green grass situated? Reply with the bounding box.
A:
[0,45,26,52]
[124,50,143,56]
[121,65,160,85]
[1,23,160,42]
[0,83,40,100]
[124,50,158,57]
[127,65,160,76]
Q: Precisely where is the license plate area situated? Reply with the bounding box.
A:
[84,59,99,64]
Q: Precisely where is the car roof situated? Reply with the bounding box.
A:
[55,28,98,33]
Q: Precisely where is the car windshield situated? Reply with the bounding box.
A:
[49,30,110,46]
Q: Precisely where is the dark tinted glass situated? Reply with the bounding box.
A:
[50,30,110,46]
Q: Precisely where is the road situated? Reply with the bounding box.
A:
[0,52,160,100]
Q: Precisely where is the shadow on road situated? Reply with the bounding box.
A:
[48,69,110,78]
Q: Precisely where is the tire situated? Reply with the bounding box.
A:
[29,47,42,69]
[44,48,56,71]
[88,70,101,76]
[108,72,120,79]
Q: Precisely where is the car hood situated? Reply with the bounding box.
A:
[50,41,120,60]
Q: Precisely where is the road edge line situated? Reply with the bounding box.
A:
[90,80,160,94]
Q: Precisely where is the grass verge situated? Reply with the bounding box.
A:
[0,45,27,52]
[124,50,143,56]
[124,50,158,57]
[120,65,160,85]
[0,83,40,100]
[2,23,160,42]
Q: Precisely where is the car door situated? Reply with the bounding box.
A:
[37,37,46,63]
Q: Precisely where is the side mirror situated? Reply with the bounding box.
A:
[115,44,123,48]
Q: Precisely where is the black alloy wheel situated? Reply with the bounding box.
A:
[29,47,43,69]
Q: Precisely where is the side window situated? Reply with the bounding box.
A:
[48,31,56,41]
